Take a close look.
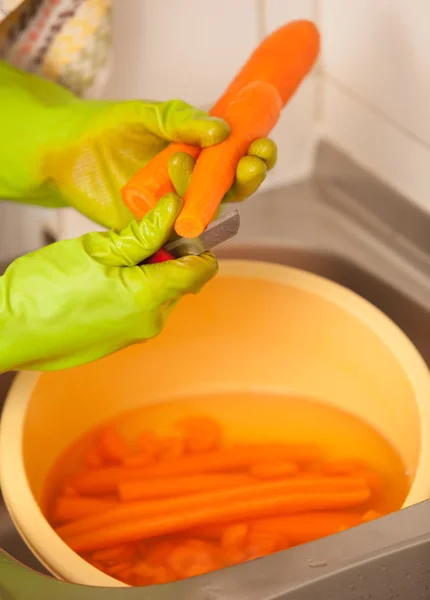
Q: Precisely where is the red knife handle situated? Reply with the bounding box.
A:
[144,248,175,264]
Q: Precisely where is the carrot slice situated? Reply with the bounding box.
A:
[176,416,222,453]
[51,496,118,525]
[221,523,249,549]
[158,437,185,461]
[72,444,321,495]
[118,473,253,502]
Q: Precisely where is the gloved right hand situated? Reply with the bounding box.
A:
[0,194,217,372]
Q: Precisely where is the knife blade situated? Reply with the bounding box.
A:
[145,209,240,263]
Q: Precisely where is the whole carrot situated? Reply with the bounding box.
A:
[118,473,253,502]
[72,444,321,495]
[57,475,368,540]
[65,487,369,553]
[121,20,320,227]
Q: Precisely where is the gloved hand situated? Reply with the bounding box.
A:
[0,194,217,372]
[0,60,277,230]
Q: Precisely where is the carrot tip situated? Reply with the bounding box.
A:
[174,216,205,239]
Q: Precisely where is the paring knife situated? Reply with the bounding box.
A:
[144,209,240,264]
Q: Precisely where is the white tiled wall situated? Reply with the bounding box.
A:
[320,0,430,213]
[57,0,319,240]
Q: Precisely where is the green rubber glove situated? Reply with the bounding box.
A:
[0,194,217,372]
[0,60,277,230]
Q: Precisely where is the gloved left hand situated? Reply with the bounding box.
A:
[0,60,277,230]
[0,194,217,372]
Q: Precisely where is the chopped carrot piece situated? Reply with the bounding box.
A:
[221,523,249,549]
[176,416,222,454]
[122,452,154,468]
[63,485,78,497]
[135,431,161,458]
[83,449,103,469]
[158,437,185,461]
[98,427,129,464]
[362,509,381,522]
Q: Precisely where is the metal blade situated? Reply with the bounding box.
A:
[164,209,240,257]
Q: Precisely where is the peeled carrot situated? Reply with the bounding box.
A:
[249,461,299,479]
[65,485,370,553]
[58,475,368,541]
[51,496,118,525]
[121,20,320,230]
[175,81,282,238]
[71,443,320,495]
[118,473,253,502]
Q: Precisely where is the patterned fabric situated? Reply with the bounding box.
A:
[0,0,112,97]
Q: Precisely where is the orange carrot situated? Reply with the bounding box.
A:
[167,540,221,579]
[121,143,199,220]
[175,81,282,238]
[175,416,222,454]
[121,20,320,225]
[51,496,118,524]
[249,461,299,479]
[158,436,185,461]
[72,444,321,495]
[221,523,249,549]
[118,473,253,502]
[135,431,161,457]
[57,475,368,541]
[250,512,363,545]
[243,529,288,560]
[98,427,129,464]
[122,452,154,468]
[65,486,370,553]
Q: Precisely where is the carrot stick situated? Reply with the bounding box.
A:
[65,486,370,553]
[249,461,299,479]
[51,496,118,525]
[118,473,253,502]
[58,475,369,544]
[72,444,321,495]
[121,20,320,224]
[98,427,129,464]
[175,81,282,238]
[250,512,364,545]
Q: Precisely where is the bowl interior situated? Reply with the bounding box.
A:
[2,260,429,586]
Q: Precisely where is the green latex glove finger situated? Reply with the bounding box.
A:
[0,195,217,373]
[0,62,278,230]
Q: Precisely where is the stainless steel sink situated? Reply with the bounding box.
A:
[2,140,430,590]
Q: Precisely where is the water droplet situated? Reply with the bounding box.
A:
[308,559,327,568]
